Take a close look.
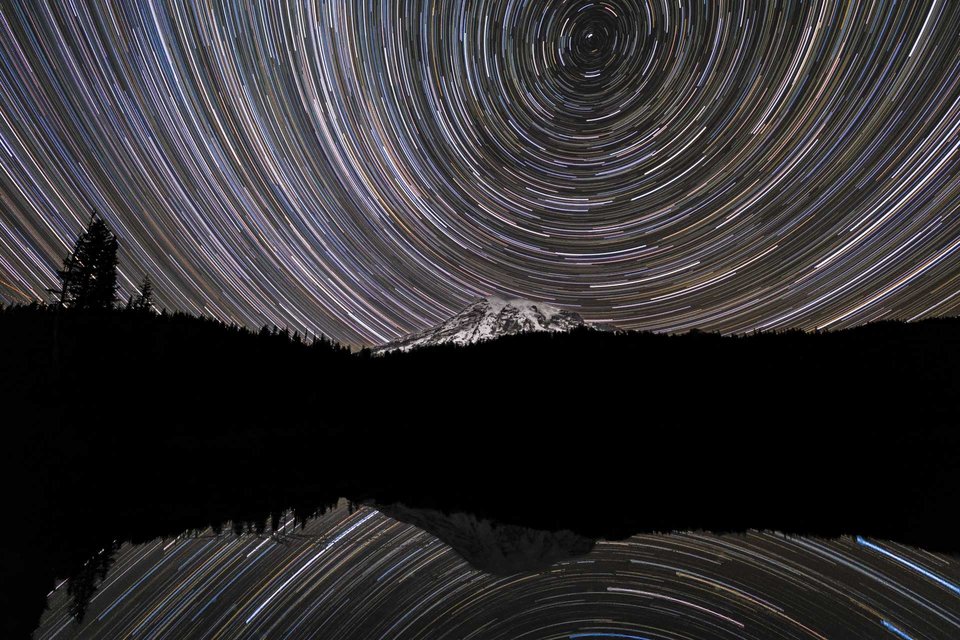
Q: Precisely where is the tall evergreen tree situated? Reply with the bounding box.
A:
[131,274,154,312]
[57,213,119,310]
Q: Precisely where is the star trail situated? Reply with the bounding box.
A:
[36,503,960,639]
[3,1,960,344]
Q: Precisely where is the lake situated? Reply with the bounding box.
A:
[35,500,960,639]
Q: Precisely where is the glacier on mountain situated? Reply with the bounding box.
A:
[374,296,590,353]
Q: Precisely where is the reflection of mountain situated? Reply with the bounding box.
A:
[374,296,596,353]
[38,502,960,640]
[375,503,595,574]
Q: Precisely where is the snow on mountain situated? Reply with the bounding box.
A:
[374,296,591,353]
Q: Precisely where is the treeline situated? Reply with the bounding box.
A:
[371,317,960,426]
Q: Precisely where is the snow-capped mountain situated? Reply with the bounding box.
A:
[375,296,590,353]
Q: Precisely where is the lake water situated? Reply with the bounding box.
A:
[36,500,960,639]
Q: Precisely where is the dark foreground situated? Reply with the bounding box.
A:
[2,305,959,637]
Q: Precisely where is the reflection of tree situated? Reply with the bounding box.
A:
[67,541,119,622]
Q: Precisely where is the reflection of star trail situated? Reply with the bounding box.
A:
[4,2,960,344]
[36,503,960,639]
[243,510,377,624]
[858,536,960,597]
[884,620,918,640]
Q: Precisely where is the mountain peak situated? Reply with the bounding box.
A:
[375,296,588,353]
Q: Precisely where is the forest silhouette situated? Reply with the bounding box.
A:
[2,218,959,637]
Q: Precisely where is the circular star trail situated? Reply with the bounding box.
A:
[37,503,960,639]
[3,1,960,344]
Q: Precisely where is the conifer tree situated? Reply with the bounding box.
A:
[57,213,119,310]
[132,274,154,312]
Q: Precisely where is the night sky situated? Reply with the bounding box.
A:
[36,502,960,639]
[2,1,960,345]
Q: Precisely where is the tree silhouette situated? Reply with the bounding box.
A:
[66,542,118,622]
[57,213,119,310]
[131,274,154,312]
